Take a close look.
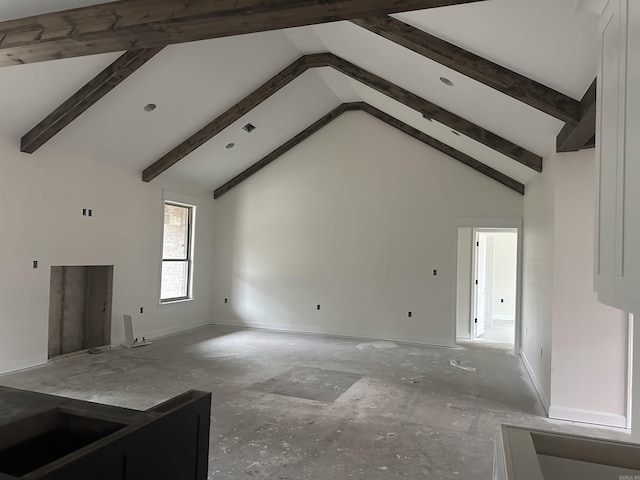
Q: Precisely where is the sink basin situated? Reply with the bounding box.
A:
[0,408,127,477]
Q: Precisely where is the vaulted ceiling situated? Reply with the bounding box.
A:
[0,0,600,197]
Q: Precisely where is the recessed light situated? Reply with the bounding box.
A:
[242,123,256,133]
[439,77,454,87]
[422,113,433,122]
[144,103,157,112]
[451,130,461,136]
[225,143,235,149]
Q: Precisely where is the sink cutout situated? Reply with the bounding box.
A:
[0,408,126,477]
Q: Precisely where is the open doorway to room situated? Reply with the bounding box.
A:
[457,228,519,349]
[47,265,113,358]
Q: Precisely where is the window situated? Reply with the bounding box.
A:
[161,202,194,302]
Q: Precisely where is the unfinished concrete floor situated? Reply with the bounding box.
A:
[0,326,630,479]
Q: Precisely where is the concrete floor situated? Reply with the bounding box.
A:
[0,326,630,479]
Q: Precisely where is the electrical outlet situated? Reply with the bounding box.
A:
[433,270,437,276]
[33,260,38,269]
[316,304,320,311]
[501,298,504,303]
[140,307,144,314]
[224,298,228,304]
[88,209,93,217]
[82,208,87,216]
[408,311,412,318]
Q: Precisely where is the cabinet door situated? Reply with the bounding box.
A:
[616,0,640,304]
[595,0,623,304]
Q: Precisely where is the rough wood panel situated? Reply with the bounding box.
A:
[213,102,524,199]
[0,0,487,67]
[352,16,581,124]
[213,104,357,199]
[318,53,543,172]
[556,78,597,152]
[358,103,525,194]
[21,47,163,154]
[142,56,309,182]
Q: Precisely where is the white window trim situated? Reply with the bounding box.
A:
[160,191,198,304]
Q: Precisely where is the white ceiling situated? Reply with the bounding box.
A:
[0,0,601,194]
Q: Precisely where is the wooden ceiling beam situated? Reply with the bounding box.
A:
[317,53,543,172]
[213,102,524,199]
[351,16,581,124]
[556,78,597,153]
[20,47,163,154]
[0,0,487,67]
[358,103,525,194]
[142,57,309,182]
[144,53,541,181]
[213,104,357,199]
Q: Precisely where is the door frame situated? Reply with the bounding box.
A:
[453,217,523,353]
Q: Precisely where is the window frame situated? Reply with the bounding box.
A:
[160,199,195,304]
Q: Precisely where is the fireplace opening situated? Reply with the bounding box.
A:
[47,265,113,358]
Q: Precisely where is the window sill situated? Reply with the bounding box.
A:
[160,298,194,306]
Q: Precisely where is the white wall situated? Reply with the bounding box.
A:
[521,148,557,411]
[522,146,628,426]
[211,111,523,346]
[0,137,215,374]
[548,148,628,428]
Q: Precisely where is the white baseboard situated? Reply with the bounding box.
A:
[144,321,211,342]
[520,351,550,414]
[0,355,47,376]
[210,319,455,349]
[549,406,627,429]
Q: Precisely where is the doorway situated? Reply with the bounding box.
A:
[456,228,519,348]
[47,265,113,358]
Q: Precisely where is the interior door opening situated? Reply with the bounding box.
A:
[456,228,518,348]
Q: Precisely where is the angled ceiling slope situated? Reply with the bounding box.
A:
[213,102,525,199]
[20,47,164,153]
[350,16,582,124]
[143,53,542,182]
[0,0,488,66]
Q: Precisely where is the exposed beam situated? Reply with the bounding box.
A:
[556,78,597,153]
[142,56,310,182]
[0,0,487,67]
[318,53,543,172]
[358,103,525,195]
[20,47,163,154]
[144,53,541,182]
[351,16,581,124]
[213,104,357,199]
[213,102,524,199]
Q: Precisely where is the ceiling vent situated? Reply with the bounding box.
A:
[242,123,256,133]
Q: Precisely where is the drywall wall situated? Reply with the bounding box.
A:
[490,232,517,321]
[548,148,628,428]
[211,111,523,346]
[0,137,215,374]
[521,149,555,410]
[522,145,628,426]
[456,228,473,339]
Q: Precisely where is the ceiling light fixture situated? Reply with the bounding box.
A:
[451,130,461,136]
[225,143,235,149]
[144,103,157,112]
[439,77,454,87]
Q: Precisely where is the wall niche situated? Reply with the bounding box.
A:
[47,265,113,358]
